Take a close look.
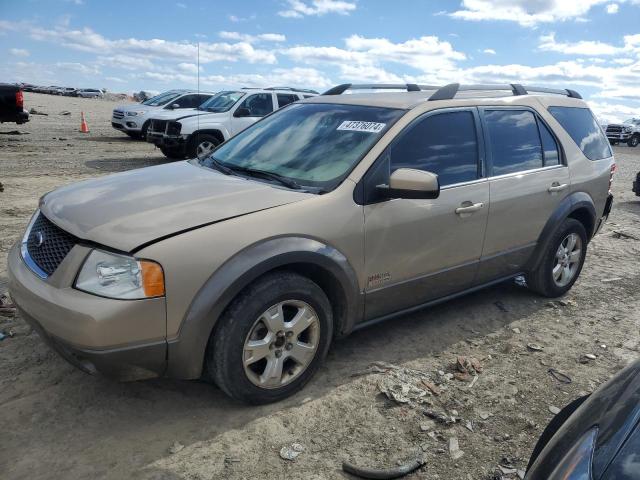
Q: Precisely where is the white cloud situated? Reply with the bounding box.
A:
[228,14,256,22]
[539,33,622,56]
[450,0,610,26]
[606,3,619,13]
[278,0,356,18]
[54,61,101,75]
[105,76,126,83]
[177,62,200,74]
[176,2,187,7]
[219,31,286,43]
[482,48,496,54]
[9,48,29,57]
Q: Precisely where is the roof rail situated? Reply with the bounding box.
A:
[322,83,440,95]
[263,86,320,94]
[427,83,583,101]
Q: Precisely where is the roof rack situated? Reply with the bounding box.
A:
[263,86,320,94]
[321,82,582,100]
[323,83,440,95]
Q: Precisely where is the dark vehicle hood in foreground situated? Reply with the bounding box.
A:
[40,161,312,252]
[527,360,640,479]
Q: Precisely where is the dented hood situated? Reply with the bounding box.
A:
[40,161,312,252]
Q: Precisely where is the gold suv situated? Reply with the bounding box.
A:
[8,83,615,403]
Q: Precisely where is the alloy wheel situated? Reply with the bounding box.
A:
[243,300,320,389]
[552,233,583,287]
[196,141,216,159]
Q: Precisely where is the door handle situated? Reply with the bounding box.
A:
[455,202,484,214]
[548,183,569,193]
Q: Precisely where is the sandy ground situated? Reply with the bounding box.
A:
[0,93,639,480]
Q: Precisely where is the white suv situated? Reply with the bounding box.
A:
[146,87,317,159]
[111,90,215,139]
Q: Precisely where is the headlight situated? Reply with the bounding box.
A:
[624,126,633,133]
[75,249,165,299]
[127,111,144,116]
[548,427,597,479]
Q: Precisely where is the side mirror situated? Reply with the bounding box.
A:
[234,107,251,118]
[168,103,181,109]
[377,168,440,199]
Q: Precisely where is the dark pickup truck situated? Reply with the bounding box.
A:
[0,84,29,124]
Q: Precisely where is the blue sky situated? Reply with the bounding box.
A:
[1,0,639,120]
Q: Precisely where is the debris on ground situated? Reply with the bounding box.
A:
[448,437,464,460]
[512,327,521,334]
[494,301,509,312]
[612,230,640,241]
[168,441,184,455]
[376,363,436,406]
[342,453,425,479]
[0,182,3,192]
[279,442,305,461]
[548,406,561,415]
[526,343,544,352]
[601,277,622,283]
[455,355,483,381]
[0,293,16,317]
[579,353,597,364]
[548,368,572,384]
[29,108,48,116]
[58,110,71,116]
[424,408,455,425]
[513,275,527,287]
[0,130,29,135]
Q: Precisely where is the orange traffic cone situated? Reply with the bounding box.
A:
[79,112,89,133]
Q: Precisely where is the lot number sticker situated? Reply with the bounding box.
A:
[337,121,386,133]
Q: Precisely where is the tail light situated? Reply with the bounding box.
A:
[16,90,24,109]
[609,163,616,193]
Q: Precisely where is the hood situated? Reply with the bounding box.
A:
[115,103,159,113]
[148,108,197,120]
[40,161,313,252]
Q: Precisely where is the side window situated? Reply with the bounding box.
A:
[548,106,612,160]
[538,120,560,166]
[484,110,542,176]
[195,94,210,107]
[277,93,298,108]
[390,110,479,186]
[238,93,274,117]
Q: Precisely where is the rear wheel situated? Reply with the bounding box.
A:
[189,133,220,160]
[207,272,333,404]
[627,134,639,147]
[526,218,587,297]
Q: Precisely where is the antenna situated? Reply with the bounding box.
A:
[197,41,200,137]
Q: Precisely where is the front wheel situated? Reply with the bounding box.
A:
[207,272,333,404]
[627,134,639,148]
[526,218,587,297]
[188,133,220,160]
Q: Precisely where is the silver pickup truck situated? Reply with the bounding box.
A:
[604,118,640,147]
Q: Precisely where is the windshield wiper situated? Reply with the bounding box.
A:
[227,165,302,190]
[201,156,235,175]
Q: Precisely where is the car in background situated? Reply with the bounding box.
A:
[0,83,29,124]
[147,87,318,159]
[525,359,640,479]
[60,87,78,96]
[111,89,215,140]
[76,88,104,99]
[604,118,640,147]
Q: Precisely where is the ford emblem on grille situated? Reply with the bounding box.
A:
[35,231,45,247]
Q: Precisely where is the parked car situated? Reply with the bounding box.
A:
[0,83,29,124]
[146,87,318,159]
[525,359,640,479]
[8,83,614,404]
[60,87,78,96]
[604,118,640,147]
[111,89,215,139]
[76,88,103,98]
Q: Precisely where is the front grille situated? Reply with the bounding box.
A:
[166,121,181,135]
[113,110,124,119]
[150,120,167,133]
[606,125,622,134]
[25,213,78,276]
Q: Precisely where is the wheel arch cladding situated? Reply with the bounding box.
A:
[192,129,225,143]
[166,236,362,379]
[527,192,596,271]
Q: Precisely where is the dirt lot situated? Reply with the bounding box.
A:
[0,93,639,480]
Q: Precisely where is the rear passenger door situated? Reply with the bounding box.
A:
[476,107,570,284]
[276,93,299,109]
[230,93,276,135]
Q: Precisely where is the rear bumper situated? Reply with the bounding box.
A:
[0,110,29,124]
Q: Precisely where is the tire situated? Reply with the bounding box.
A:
[160,147,185,160]
[188,133,220,160]
[526,395,589,471]
[207,271,333,404]
[627,134,639,148]
[526,218,588,297]
[125,131,142,140]
[140,121,150,140]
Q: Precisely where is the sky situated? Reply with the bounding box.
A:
[1,0,640,121]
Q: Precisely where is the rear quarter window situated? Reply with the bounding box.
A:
[548,106,612,160]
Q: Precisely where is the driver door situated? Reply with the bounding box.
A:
[230,93,276,136]
[362,108,490,320]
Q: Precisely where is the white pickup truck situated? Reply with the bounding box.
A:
[111,89,215,139]
[146,87,317,159]
[604,118,640,147]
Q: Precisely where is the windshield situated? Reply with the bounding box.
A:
[198,91,245,112]
[202,102,404,191]
[142,91,183,106]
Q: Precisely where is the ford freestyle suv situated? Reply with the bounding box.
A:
[111,89,215,139]
[8,83,615,404]
[145,87,318,160]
